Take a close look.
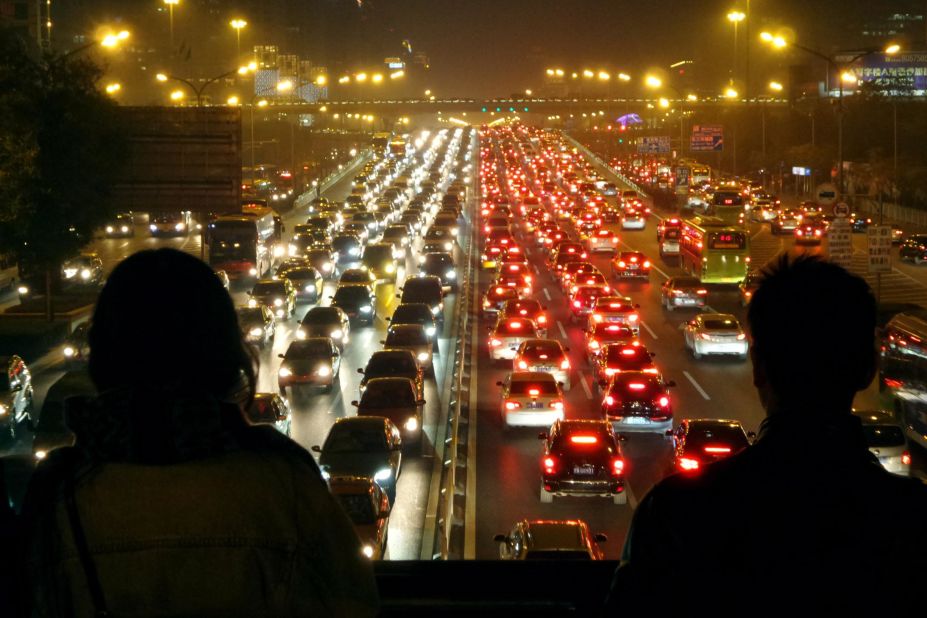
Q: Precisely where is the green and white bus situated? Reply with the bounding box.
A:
[680,216,750,284]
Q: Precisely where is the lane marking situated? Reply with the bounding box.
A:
[683,370,711,400]
[557,320,568,339]
[543,287,552,301]
[579,375,593,399]
[627,483,639,510]
[324,389,344,416]
[639,319,658,340]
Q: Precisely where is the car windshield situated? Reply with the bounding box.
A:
[287,340,331,357]
[303,308,339,324]
[325,426,388,453]
[251,282,285,296]
[702,319,740,331]
[236,308,265,323]
[861,425,906,447]
[333,287,370,303]
[386,329,426,345]
[336,493,377,525]
[685,424,750,451]
[509,380,558,396]
[361,382,416,406]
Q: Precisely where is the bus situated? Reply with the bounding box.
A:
[879,310,927,449]
[206,212,275,278]
[691,164,711,185]
[679,216,750,284]
[388,137,409,159]
[372,132,392,154]
[706,187,746,226]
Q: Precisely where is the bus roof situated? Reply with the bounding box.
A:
[887,310,927,339]
[684,216,743,232]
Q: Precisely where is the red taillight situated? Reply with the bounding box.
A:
[528,388,540,396]
[505,401,520,410]
[630,256,638,263]
[588,339,600,349]
[643,261,651,268]
[628,383,646,391]
[517,360,528,369]
[658,396,670,407]
[605,395,615,406]
[621,348,636,356]
[902,451,912,466]
[696,289,708,295]
[537,315,547,324]
[573,300,581,308]
[551,400,564,410]
[617,261,626,268]
[611,457,625,476]
[510,321,522,329]
[678,457,700,471]
[703,445,731,454]
[543,456,557,474]
[736,333,746,340]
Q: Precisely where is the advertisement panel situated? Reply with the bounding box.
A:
[690,125,723,151]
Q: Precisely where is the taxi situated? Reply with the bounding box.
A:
[489,317,539,362]
[611,252,651,280]
[496,371,565,429]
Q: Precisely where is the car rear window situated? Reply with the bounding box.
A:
[361,382,417,406]
[367,354,417,376]
[685,425,750,451]
[386,329,426,345]
[702,319,740,330]
[862,425,906,447]
[334,287,370,302]
[247,398,282,422]
[288,340,331,357]
[303,308,339,324]
[336,493,377,525]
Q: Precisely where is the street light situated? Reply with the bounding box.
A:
[355,72,368,83]
[841,71,858,84]
[686,93,698,102]
[229,19,247,59]
[618,73,631,82]
[157,65,252,106]
[598,71,610,81]
[768,80,783,92]
[389,70,404,79]
[169,89,184,102]
[724,87,739,99]
[644,75,662,89]
[727,10,746,85]
[658,97,670,109]
[371,73,384,84]
[227,95,239,105]
[582,69,594,78]
[163,0,179,54]
[105,82,121,95]
[338,75,350,84]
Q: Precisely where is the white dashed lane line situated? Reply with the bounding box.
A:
[683,370,711,401]
[579,375,593,399]
[557,320,568,339]
[543,288,552,301]
[639,320,658,340]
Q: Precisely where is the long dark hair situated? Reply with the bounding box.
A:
[88,249,257,406]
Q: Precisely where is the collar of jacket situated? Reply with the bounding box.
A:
[65,387,246,465]
[755,410,876,465]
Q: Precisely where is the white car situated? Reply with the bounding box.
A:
[497,371,565,429]
[853,410,911,476]
[682,313,748,359]
[489,317,538,362]
[620,210,646,230]
[586,229,620,254]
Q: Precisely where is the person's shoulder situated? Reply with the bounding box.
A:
[235,424,320,468]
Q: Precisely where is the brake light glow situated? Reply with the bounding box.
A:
[679,457,700,471]
[611,458,625,476]
[621,348,636,356]
[605,395,615,405]
[517,360,528,369]
[490,338,502,346]
[551,400,564,410]
[605,368,618,376]
[902,451,912,466]
[528,388,540,396]
[537,315,547,324]
[617,261,626,268]
[736,333,746,340]
[495,287,504,294]
[543,456,556,474]
[573,300,581,308]
[643,261,651,268]
[628,383,646,391]
[658,396,670,407]
[589,340,600,349]
[510,321,522,329]
[505,401,520,410]
[697,289,708,295]
[570,435,597,444]
[704,446,732,454]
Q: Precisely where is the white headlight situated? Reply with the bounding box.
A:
[446,271,456,279]
[360,305,373,313]
[121,225,129,233]
[418,255,426,264]
[322,263,333,272]
[425,326,436,337]
[374,468,392,481]
[321,468,331,481]
[349,247,360,256]
[451,228,459,235]
[175,222,185,231]
[279,367,292,378]
[0,404,8,416]
[274,298,284,307]
[385,264,396,273]
[304,284,314,293]
[63,346,75,358]
[331,329,344,339]
[317,365,332,377]
[105,226,114,233]
[417,351,430,362]
[274,245,286,258]
[430,306,440,315]
[34,449,47,460]
[249,268,258,276]
[247,298,258,308]
[296,329,306,340]
[404,417,419,432]
[17,285,28,295]
[149,224,157,231]
[444,242,453,251]
[249,327,263,337]
[80,269,92,280]
[362,545,375,558]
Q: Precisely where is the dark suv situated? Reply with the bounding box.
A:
[398,276,445,323]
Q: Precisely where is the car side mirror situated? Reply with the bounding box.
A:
[496,381,504,387]
[666,380,676,388]
[616,433,628,442]
[593,533,608,543]
[747,431,757,441]
[350,400,359,407]
[493,534,511,544]
[598,379,608,388]
[311,445,321,453]
[357,368,365,374]
[278,354,285,359]
[665,429,674,437]
[537,432,548,440]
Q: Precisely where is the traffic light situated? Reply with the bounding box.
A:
[509,106,515,112]
[523,107,529,112]
[496,107,501,112]
[481,107,487,112]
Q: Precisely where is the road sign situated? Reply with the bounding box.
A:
[638,136,671,154]
[833,202,850,217]
[868,225,893,274]
[690,125,723,152]
[816,183,838,206]
[827,217,853,269]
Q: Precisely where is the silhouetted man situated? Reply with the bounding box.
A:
[606,254,927,615]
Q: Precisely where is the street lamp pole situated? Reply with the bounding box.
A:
[163,0,178,57]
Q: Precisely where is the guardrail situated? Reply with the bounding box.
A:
[423,143,478,560]
[293,148,372,210]
[564,134,650,198]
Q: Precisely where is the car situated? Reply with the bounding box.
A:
[489,313,540,363]
[332,234,364,267]
[661,276,707,311]
[382,324,434,373]
[586,229,620,254]
[549,241,588,266]
[620,207,646,230]
[358,350,425,400]
[513,339,571,390]
[278,337,342,394]
[330,285,376,325]
[280,266,323,303]
[103,213,135,237]
[0,354,34,442]
[352,377,425,453]
[683,314,748,360]
[656,217,682,242]
[593,343,657,389]
[398,276,445,322]
[588,296,640,334]
[601,371,675,434]
[313,417,403,502]
[381,225,411,257]
[387,302,438,345]
[61,253,104,287]
[771,209,803,235]
[899,235,927,264]
[481,283,520,318]
[420,252,458,291]
[342,222,370,244]
[493,519,607,560]
[585,321,637,359]
[501,299,548,338]
[236,306,276,349]
[670,419,752,473]
[245,392,291,436]
[569,285,611,323]
[538,419,628,505]
[339,268,378,293]
[559,261,599,292]
[850,213,873,233]
[425,227,457,252]
[750,198,778,222]
[62,322,90,366]
[290,232,328,258]
[329,476,392,560]
[892,225,905,245]
[739,270,761,307]
[853,410,911,476]
[497,371,564,429]
[361,243,398,282]
[611,252,651,280]
[248,278,297,319]
[567,272,609,296]
[495,260,533,291]
[297,306,350,348]
[794,216,826,245]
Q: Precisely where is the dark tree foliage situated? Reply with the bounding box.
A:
[0,29,127,300]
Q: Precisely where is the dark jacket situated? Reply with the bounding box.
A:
[20,388,378,617]
[607,412,927,616]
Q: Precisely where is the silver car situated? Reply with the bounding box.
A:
[683,313,748,360]
[496,371,565,429]
[853,410,911,476]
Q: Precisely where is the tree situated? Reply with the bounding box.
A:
[0,30,127,318]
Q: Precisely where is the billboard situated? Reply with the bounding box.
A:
[112,107,242,214]
[638,136,671,154]
[838,51,927,95]
[690,124,723,151]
